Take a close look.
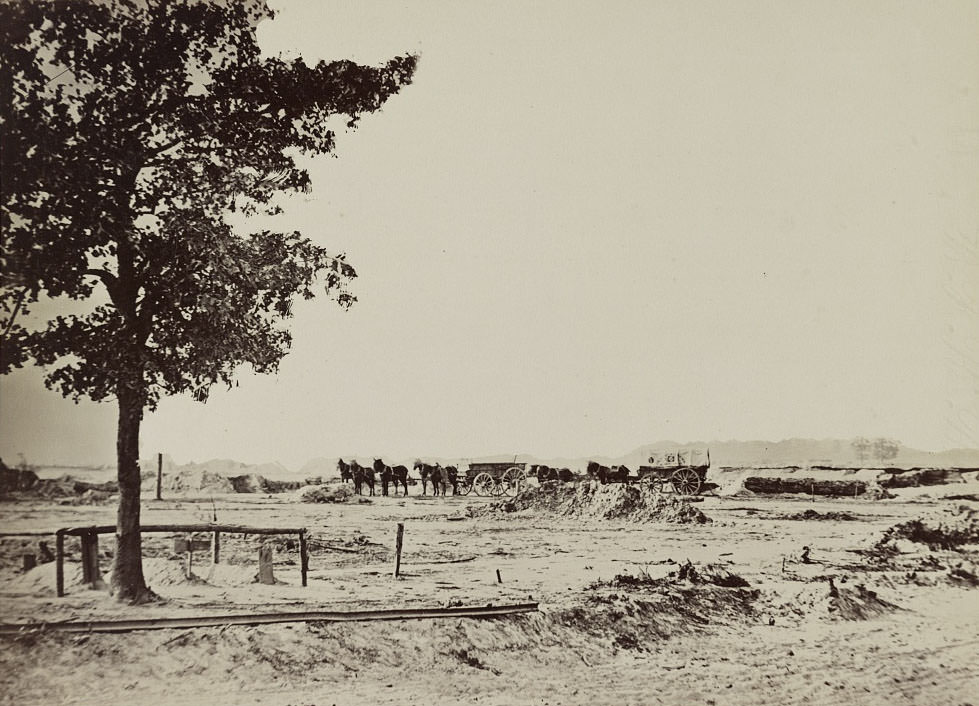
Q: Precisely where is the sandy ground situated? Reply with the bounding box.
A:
[1,482,977,705]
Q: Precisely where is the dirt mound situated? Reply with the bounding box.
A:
[579,565,759,647]
[0,465,40,493]
[59,489,114,505]
[827,581,900,620]
[776,579,901,621]
[165,469,234,495]
[296,483,356,503]
[3,474,119,500]
[473,481,711,524]
[595,561,750,590]
[4,562,84,595]
[229,474,303,493]
[880,468,966,488]
[743,477,867,497]
[780,509,860,521]
[875,504,979,552]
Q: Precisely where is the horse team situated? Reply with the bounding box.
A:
[335,458,460,496]
[336,458,631,496]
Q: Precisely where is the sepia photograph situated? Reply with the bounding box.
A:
[1,1,977,704]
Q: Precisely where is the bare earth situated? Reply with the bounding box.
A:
[1,482,977,706]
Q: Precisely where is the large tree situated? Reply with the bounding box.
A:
[1,0,416,601]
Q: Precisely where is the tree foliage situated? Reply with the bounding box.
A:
[851,437,872,463]
[2,0,416,405]
[872,438,900,465]
[1,0,417,599]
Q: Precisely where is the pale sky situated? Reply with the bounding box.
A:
[2,0,978,468]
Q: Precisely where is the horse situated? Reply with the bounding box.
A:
[350,460,375,496]
[429,464,443,496]
[535,464,572,483]
[374,459,410,496]
[337,459,353,484]
[534,464,557,482]
[588,463,630,483]
[611,465,631,482]
[587,461,614,484]
[414,461,440,496]
[444,465,459,495]
[391,464,410,496]
[375,459,393,496]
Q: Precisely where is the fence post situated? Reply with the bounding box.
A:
[257,543,275,584]
[156,452,163,501]
[80,531,100,588]
[211,531,220,565]
[299,529,308,587]
[394,523,404,578]
[55,530,65,597]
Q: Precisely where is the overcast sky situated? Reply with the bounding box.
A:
[2,0,977,468]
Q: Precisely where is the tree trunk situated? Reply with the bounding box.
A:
[111,384,152,602]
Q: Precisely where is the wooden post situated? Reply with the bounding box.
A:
[80,531,100,588]
[211,531,220,565]
[186,542,194,579]
[496,569,502,583]
[156,452,163,501]
[299,529,308,587]
[257,543,275,585]
[394,523,404,578]
[56,530,65,597]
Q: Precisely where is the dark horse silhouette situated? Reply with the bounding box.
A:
[373,459,409,496]
[337,459,354,483]
[429,464,444,496]
[586,461,629,484]
[350,460,375,496]
[533,464,573,483]
[444,465,459,495]
[414,461,440,495]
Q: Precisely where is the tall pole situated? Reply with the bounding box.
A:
[156,452,163,501]
[394,523,404,578]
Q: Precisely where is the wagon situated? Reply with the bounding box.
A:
[457,462,529,497]
[635,449,710,495]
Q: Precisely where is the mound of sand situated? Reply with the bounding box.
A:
[5,562,84,595]
[59,489,115,505]
[781,509,860,521]
[296,483,355,503]
[783,580,901,621]
[228,474,303,493]
[473,481,711,524]
[165,469,234,495]
[875,504,979,552]
[596,561,750,590]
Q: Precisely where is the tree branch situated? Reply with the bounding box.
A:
[83,268,121,306]
[1,288,28,340]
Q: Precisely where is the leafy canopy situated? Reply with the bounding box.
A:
[1,0,417,407]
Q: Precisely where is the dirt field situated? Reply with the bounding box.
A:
[1,481,978,706]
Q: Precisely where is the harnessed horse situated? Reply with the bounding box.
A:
[373,459,409,496]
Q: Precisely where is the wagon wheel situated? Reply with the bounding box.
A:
[472,472,496,497]
[501,467,527,496]
[671,468,702,495]
[457,476,473,496]
[638,471,660,492]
